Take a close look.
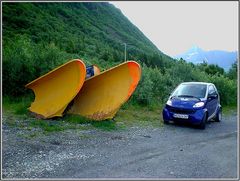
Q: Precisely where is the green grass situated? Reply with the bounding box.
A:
[115,103,164,128]
[64,115,123,131]
[2,97,164,134]
[3,95,32,115]
[64,114,92,124]
[4,95,236,135]
[2,96,129,133]
[222,105,237,115]
[3,94,166,133]
[29,119,64,132]
[91,120,118,131]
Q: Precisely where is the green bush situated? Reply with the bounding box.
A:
[2,35,79,96]
[131,60,237,107]
[209,75,237,106]
[3,35,36,95]
[132,64,154,105]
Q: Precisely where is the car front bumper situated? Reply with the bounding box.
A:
[162,106,206,125]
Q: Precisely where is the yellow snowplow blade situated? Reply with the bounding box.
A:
[68,61,141,120]
[25,59,86,119]
[93,65,100,76]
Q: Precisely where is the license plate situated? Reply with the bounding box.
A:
[173,114,189,119]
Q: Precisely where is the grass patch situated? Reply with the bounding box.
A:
[116,103,164,128]
[5,118,17,127]
[30,119,64,133]
[2,94,238,135]
[20,132,40,139]
[27,115,123,133]
[222,105,237,115]
[91,120,118,131]
[64,115,122,131]
[2,96,164,134]
[64,114,92,124]
[3,95,32,115]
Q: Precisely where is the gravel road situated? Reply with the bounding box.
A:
[2,112,238,179]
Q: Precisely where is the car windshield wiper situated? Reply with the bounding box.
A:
[177,95,201,101]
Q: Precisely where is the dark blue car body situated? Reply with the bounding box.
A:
[162,82,222,129]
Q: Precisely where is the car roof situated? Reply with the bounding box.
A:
[180,82,213,86]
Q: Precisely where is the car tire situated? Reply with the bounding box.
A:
[163,119,169,124]
[199,112,207,129]
[215,108,222,122]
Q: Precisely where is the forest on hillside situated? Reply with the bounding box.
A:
[2,2,237,107]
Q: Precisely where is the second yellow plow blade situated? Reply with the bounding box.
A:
[68,61,141,120]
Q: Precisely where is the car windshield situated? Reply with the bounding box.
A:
[171,84,207,99]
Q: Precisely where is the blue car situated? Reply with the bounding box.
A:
[162,82,222,129]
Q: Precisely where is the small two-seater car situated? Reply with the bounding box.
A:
[162,82,222,129]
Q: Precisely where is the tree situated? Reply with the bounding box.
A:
[227,61,237,80]
[204,64,224,75]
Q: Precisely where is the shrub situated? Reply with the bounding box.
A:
[2,35,79,96]
[132,64,154,105]
[209,74,237,106]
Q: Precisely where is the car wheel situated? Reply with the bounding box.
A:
[215,108,222,122]
[199,112,207,129]
[163,119,169,124]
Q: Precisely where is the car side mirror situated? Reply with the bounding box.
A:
[208,94,217,99]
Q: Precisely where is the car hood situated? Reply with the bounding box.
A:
[170,97,205,109]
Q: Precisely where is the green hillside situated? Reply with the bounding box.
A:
[2,2,173,66]
[2,2,237,107]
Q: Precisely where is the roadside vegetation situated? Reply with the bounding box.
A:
[2,2,237,134]
[3,96,163,135]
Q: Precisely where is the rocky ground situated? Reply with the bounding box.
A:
[2,111,238,179]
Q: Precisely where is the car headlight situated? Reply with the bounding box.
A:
[166,100,172,106]
[193,102,204,108]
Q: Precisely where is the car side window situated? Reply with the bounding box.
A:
[213,86,218,95]
[208,85,217,95]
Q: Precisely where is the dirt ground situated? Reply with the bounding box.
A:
[2,111,238,179]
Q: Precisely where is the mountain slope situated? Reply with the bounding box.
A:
[2,2,237,106]
[175,46,237,71]
[2,2,174,67]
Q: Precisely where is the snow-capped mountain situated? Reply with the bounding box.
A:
[174,46,238,71]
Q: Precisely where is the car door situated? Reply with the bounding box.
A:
[206,85,218,118]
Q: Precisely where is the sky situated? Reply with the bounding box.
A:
[111,1,238,57]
